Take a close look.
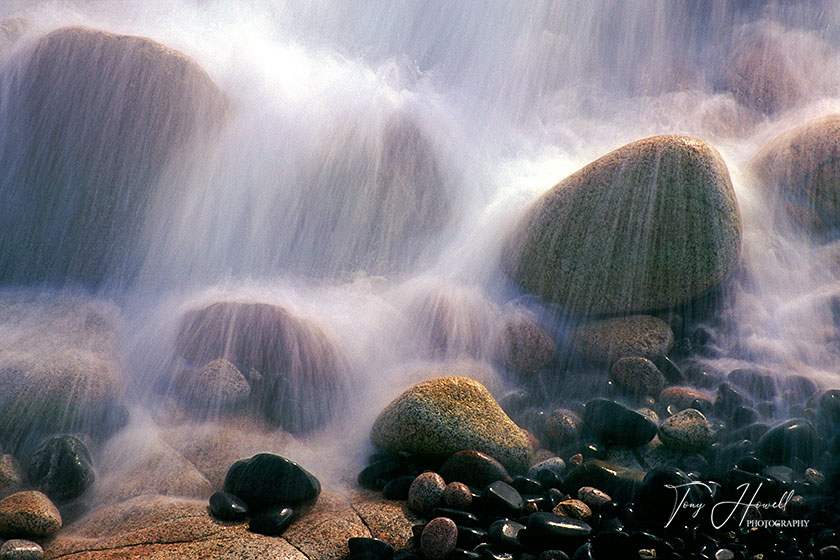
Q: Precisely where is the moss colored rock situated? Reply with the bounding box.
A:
[370,377,533,472]
[503,135,741,316]
[750,114,840,234]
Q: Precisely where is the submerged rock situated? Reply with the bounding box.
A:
[176,300,348,433]
[0,26,226,286]
[494,317,556,375]
[750,114,840,235]
[722,31,807,115]
[370,376,533,472]
[610,357,666,397]
[571,315,674,367]
[503,135,741,316]
[172,358,250,414]
[756,418,819,465]
[277,113,450,276]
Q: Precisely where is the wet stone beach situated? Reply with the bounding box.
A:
[2,2,840,560]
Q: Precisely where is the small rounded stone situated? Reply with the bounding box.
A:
[544,410,582,446]
[577,487,612,510]
[0,540,44,560]
[420,517,458,560]
[552,499,592,523]
[658,408,713,452]
[208,491,248,521]
[408,472,446,515]
[610,357,666,397]
[442,482,472,510]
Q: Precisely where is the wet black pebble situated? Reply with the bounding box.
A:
[432,508,480,527]
[583,400,656,447]
[481,481,524,517]
[488,519,526,552]
[209,491,248,521]
[592,530,630,558]
[652,355,685,384]
[358,457,408,490]
[348,537,395,560]
[537,550,569,560]
[27,435,95,503]
[522,512,591,548]
[457,525,487,548]
[383,475,415,500]
[756,418,819,465]
[727,368,777,400]
[511,477,543,495]
[248,506,294,536]
[224,453,320,510]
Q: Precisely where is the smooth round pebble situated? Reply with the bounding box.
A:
[527,457,566,479]
[209,491,248,521]
[408,472,446,515]
[610,357,666,397]
[576,487,612,510]
[420,517,458,560]
[442,482,472,510]
[658,408,713,452]
[0,540,43,560]
[544,410,581,446]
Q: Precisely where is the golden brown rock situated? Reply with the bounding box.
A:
[370,376,533,472]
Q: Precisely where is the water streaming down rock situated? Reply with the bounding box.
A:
[1,2,840,556]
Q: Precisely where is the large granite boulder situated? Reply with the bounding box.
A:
[370,376,533,472]
[0,25,226,286]
[175,301,349,433]
[750,114,840,234]
[274,113,450,276]
[0,295,126,449]
[503,135,741,316]
[721,31,806,115]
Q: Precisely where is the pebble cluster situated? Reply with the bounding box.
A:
[207,452,321,537]
[0,435,97,560]
[352,357,840,560]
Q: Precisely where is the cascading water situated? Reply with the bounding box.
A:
[1,0,840,554]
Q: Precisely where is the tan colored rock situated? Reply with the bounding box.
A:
[349,490,423,549]
[494,317,555,375]
[660,386,714,411]
[571,315,674,367]
[95,428,212,506]
[503,135,741,316]
[0,296,126,444]
[370,376,533,472]
[171,358,250,413]
[282,493,369,560]
[42,495,307,560]
[161,419,290,489]
[750,114,840,234]
[0,491,61,538]
[176,300,348,433]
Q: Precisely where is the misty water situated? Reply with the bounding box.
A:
[2,0,840,494]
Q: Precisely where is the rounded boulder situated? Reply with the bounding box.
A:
[503,135,741,316]
[370,376,533,472]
